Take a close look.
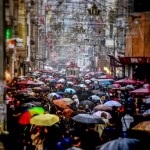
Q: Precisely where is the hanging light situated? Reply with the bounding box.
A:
[87,3,100,16]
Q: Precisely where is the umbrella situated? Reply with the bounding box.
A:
[18,107,45,125]
[79,100,95,110]
[142,98,150,104]
[99,81,111,86]
[92,90,106,97]
[96,138,142,150]
[17,80,42,85]
[67,81,74,85]
[28,107,45,116]
[55,83,64,88]
[132,121,150,133]
[104,100,122,107]
[92,111,112,119]
[130,87,150,95]
[57,78,65,83]
[61,98,74,105]
[72,113,104,124]
[78,84,87,88]
[64,88,76,94]
[56,91,64,95]
[115,78,138,84]
[88,95,101,104]
[93,104,113,111]
[97,74,114,79]
[142,109,150,117]
[84,79,91,84]
[48,93,61,99]
[32,87,42,91]
[108,84,121,89]
[21,102,42,108]
[53,100,70,109]
[30,113,59,126]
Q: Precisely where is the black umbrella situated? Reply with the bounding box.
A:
[21,101,42,108]
[79,100,95,110]
[96,138,144,150]
[72,113,104,124]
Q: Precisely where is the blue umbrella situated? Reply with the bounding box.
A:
[64,88,76,94]
[96,138,143,150]
[56,91,64,95]
[49,79,57,83]
[99,81,111,86]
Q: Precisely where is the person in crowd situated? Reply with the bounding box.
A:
[30,126,46,150]
[95,112,114,142]
[81,124,101,150]
[57,137,72,150]
[67,136,83,150]
[72,94,79,109]
[121,110,134,138]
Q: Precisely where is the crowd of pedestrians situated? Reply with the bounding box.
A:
[2,70,150,150]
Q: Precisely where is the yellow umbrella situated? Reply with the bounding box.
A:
[132,121,150,133]
[30,113,59,126]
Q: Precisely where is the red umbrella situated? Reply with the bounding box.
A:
[18,107,45,125]
[130,87,150,95]
[115,78,138,84]
[17,80,40,85]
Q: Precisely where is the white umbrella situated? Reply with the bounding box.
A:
[78,84,87,88]
[84,79,91,84]
[92,111,112,119]
[48,93,60,99]
[67,81,74,85]
[57,78,65,83]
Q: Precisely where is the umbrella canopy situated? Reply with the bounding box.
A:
[16,80,42,85]
[67,81,74,85]
[53,100,70,109]
[92,90,106,97]
[18,107,45,125]
[21,102,42,108]
[108,84,121,89]
[115,78,138,84]
[142,109,150,117]
[78,84,87,88]
[130,87,150,95]
[84,79,91,84]
[64,88,76,94]
[97,74,114,79]
[61,98,74,105]
[48,93,61,99]
[30,113,59,126]
[104,100,122,107]
[142,97,150,104]
[79,100,95,110]
[28,107,45,116]
[96,138,141,150]
[32,87,42,91]
[92,111,112,119]
[57,78,65,83]
[132,121,150,133]
[72,113,104,124]
[88,95,101,104]
[99,81,111,86]
[93,104,113,111]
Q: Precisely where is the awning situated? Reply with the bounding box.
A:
[118,57,150,65]
[107,54,122,67]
